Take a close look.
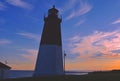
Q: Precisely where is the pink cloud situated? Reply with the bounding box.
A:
[69,30,120,59]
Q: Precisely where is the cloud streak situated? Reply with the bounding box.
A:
[69,29,120,59]
[112,18,120,24]
[0,2,6,10]
[20,49,38,62]
[61,0,77,13]
[6,0,33,9]
[10,48,38,70]
[17,32,40,41]
[65,0,92,20]
[75,19,85,26]
[0,39,12,45]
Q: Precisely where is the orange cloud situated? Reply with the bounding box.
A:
[66,30,120,71]
[11,62,35,70]
[20,49,38,62]
[10,49,38,70]
[66,58,120,71]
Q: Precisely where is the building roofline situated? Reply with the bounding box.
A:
[0,62,11,69]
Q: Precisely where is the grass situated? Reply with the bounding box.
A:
[1,71,120,81]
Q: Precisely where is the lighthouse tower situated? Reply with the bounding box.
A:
[33,6,64,76]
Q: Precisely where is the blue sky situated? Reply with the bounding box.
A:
[0,0,120,71]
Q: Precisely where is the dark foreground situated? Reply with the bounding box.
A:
[2,71,120,81]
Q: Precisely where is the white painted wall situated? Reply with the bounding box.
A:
[34,45,64,76]
[0,69,10,79]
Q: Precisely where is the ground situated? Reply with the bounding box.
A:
[2,71,120,81]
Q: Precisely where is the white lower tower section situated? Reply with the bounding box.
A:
[34,45,64,76]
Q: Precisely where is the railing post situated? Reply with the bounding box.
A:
[63,51,66,75]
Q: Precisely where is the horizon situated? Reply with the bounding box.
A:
[1,0,120,71]
[8,69,120,73]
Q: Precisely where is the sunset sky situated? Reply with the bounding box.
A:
[0,0,120,71]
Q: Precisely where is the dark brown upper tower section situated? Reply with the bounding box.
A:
[40,6,62,46]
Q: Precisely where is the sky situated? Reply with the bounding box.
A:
[0,0,120,71]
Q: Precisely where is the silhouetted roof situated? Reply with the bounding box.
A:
[0,62,11,69]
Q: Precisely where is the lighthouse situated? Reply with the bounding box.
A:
[33,6,64,77]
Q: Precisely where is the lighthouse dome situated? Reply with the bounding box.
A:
[48,5,59,15]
